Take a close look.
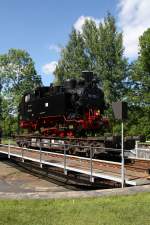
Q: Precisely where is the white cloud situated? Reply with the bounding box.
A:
[49,44,61,53]
[118,0,150,59]
[42,61,58,75]
[74,15,102,33]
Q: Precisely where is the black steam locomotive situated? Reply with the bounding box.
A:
[19,71,109,137]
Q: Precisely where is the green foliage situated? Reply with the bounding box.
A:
[0,19,149,138]
[126,29,150,107]
[0,49,42,110]
[82,19,99,71]
[96,14,127,103]
[122,28,150,138]
[54,29,89,82]
[127,62,150,107]
[139,28,150,73]
[55,14,127,103]
[137,29,150,105]
[54,13,150,138]
[0,97,18,136]
[0,78,2,128]
[0,48,42,136]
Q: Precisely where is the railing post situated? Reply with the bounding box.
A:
[21,143,24,162]
[40,141,42,168]
[121,121,125,188]
[64,144,67,175]
[135,141,138,159]
[8,139,10,159]
[145,148,147,160]
[90,147,94,183]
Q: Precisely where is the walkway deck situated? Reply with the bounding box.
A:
[0,144,150,186]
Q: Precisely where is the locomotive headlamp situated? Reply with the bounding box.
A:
[95,110,100,116]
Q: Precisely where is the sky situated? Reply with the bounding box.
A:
[0,0,150,85]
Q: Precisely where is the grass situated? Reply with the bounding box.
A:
[0,193,150,225]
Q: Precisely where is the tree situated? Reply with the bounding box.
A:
[96,14,127,103]
[124,29,150,138]
[54,14,127,103]
[139,28,150,73]
[0,49,42,113]
[82,19,99,71]
[127,29,150,106]
[137,28,150,105]
[0,97,17,136]
[54,29,90,83]
[0,48,42,135]
[0,77,2,130]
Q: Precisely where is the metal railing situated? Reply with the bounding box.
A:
[134,141,150,160]
[0,138,124,185]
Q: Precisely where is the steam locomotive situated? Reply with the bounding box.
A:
[19,71,109,137]
[17,71,144,156]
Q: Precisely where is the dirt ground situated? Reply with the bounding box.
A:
[0,159,77,193]
[0,156,150,199]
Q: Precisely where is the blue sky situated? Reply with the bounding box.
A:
[0,0,149,85]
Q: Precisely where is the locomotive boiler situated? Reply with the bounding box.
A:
[19,71,109,137]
